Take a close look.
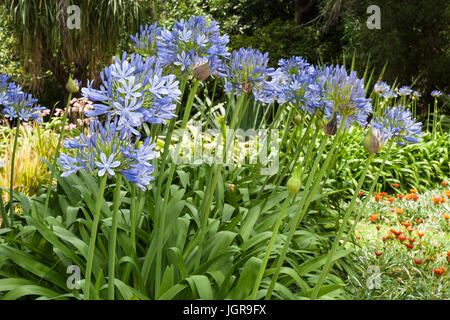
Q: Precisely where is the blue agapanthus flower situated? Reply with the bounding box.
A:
[398,86,412,96]
[315,65,372,128]
[130,22,162,56]
[59,116,158,190]
[81,52,181,137]
[273,56,319,113]
[155,16,230,79]
[224,47,277,103]
[373,81,398,99]
[431,90,442,98]
[0,74,47,123]
[371,105,422,145]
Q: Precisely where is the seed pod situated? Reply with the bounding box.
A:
[324,112,338,136]
[242,82,252,94]
[66,76,79,94]
[363,127,381,153]
[294,115,302,124]
[193,61,211,81]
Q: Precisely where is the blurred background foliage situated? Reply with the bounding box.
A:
[0,0,448,115]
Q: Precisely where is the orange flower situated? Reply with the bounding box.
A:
[386,197,395,202]
[376,225,381,230]
[392,183,400,188]
[408,238,416,244]
[374,195,383,202]
[382,236,388,242]
[401,221,412,227]
[412,194,419,201]
[406,193,414,200]
[442,214,450,220]
[432,197,446,204]
[433,267,446,276]
[394,208,404,215]
[407,227,414,234]
[378,192,388,197]
[410,189,418,193]
[416,231,425,238]
[447,251,450,258]
[374,250,383,257]
[444,190,450,198]
[415,218,423,224]
[414,258,424,265]
[398,235,406,242]
[356,235,361,240]
[358,191,364,196]
[404,243,414,249]
[369,214,380,222]
[391,229,403,236]
[396,194,405,199]
[442,181,448,187]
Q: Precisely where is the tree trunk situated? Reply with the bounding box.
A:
[295,0,317,25]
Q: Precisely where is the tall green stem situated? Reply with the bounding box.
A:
[8,118,21,226]
[311,153,374,299]
[108,174,122,300]
[130,184,137,252]
[43,92,72,219]
[84,174,108,300]
[265,118,347,299]
[251,193,293,299]
[155,79,200,297]
[344,140,394,242]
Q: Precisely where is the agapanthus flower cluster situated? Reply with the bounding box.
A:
[130,22,162,56]
[431,90,442,98]
[371,105,422,145]
[0,74,47,123]
[374,81,397,99]
[315,65,372,128]
[59,116,158,190]
[224,47,277,103]
[398,86,412,97]
[81,52,181,137]
[155,16,230,79]
[273,56,319,113]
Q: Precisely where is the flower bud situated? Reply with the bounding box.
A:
[287,176,301,194]
[287,165,302,194]
[193,61,211,81]
[324,112,338,136]
[242,82,252,94]
[363,127,382,153]
[294,115,302,124]
[66,76,79,94]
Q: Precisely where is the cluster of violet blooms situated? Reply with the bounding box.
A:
[59,16,425,187]
[0,74,47,123]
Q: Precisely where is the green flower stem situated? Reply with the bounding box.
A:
[344,140,394,243]
[108,174,122,300]
[204,77,218,129]
[130,184,137,252]
[192,94,248,267]
[265,118,347,299]
[311,153,375,299]
[155,79,200,297]
[8,118,21,226]
[251,193,294,299]
[84,174,108,300]
[43,92,72,220]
